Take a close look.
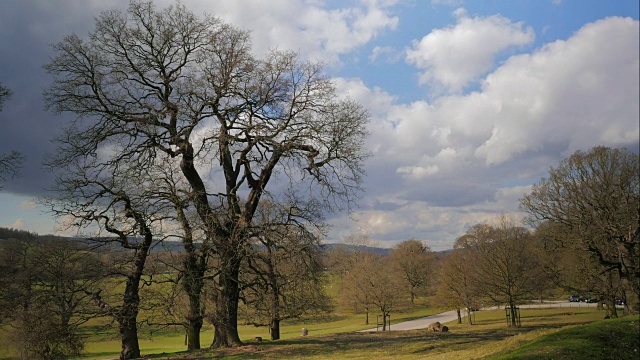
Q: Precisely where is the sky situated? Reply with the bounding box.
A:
[0,0,638,250]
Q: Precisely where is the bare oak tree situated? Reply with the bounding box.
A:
[41,153,172,359]
[339,250,404,330]
[44,0,368,348]
[458,219,541,326]
[241,215,331,340]
[521,146,640,307]
[535,221,626,317]
[389,239,434,306]
[434,248,482,324]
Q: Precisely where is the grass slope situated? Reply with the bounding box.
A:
[488,315,640,360]
[63,306,441,359]
[2,307,634,360]
[137,308,615,360]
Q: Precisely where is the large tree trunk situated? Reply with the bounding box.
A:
[270,272,281,341]
[184,283,204,349]
[119,310,140,360]
[270,318,281,341]
[211,257,243,347]
[604,297,618,318]
[508,303,518,327]
[117,230,152,360]
[186,310,203,350]
[382,311,388,331]
[456,308,462,324]
[365,310,369,325]
[118,277,142,360]
[182,244,206,350]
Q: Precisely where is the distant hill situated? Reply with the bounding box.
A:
[0,227,450,255]
[321,243,453,255]
[321,243,391,256]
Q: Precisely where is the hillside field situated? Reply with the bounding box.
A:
[3,304,636,359]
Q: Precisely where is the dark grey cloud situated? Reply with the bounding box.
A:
[370,199,405,211]
[0,1,115,195]
[402,181,496,207]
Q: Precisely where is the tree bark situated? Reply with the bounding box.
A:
[270,271,281,341]
[604,297,618,318]
[456,308,462,324]
[182,244,206,350]
[270,318,281,341]
[211,257,243,347]
[118,271,144,360]
[186,312,203,350]
[116,225,152,359]
[382,312,388,331]
[509,304,518,327]
[118,309,140,360]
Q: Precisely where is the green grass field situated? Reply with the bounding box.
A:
[0,304,442,359]
[132,307,637,360]
[70,305,442,359]
[489,315,640,360]
[2,306,637,359]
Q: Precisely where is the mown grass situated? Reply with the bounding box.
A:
[2,306,634,360]
[134,307,621,360]
[488,315,640,360]
[69,305,442,359]
[0,303,441,359]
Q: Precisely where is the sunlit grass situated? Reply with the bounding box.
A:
[488,315,640,360]
[133,307,613,360]
[2,306,623,360]
[72,303,442,359]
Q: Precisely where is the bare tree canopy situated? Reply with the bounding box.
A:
[389,239,434,305]
[0,82,23,188]
[520,146,640,300]
[454,218,543,326]
[434,248,483,324]
[0,150,23,189]
[0,82,11,111]
[44,0,369,348]
[241,216,331,340]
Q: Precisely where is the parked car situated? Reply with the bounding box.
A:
[585,298,598,303]
[615,299,625,306]
[568,295,580,302]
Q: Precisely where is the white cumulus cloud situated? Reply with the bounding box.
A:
[333,16,639,248]
[406,8,535,93]
[475,16,640,164]
[197,0,399,63]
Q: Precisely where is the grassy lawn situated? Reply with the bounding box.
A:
[488,315,640,360]
[70,305,443,359]
[137,307,622,360]
[2,306,635,359]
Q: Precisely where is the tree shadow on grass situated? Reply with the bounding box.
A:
[140,320,601,359]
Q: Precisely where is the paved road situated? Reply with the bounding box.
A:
[360,301,599,332]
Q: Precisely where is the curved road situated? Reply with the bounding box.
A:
[360,301,598,332]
